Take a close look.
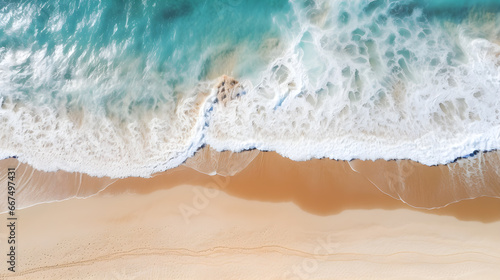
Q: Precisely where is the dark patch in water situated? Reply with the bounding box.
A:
[161,2,193,21]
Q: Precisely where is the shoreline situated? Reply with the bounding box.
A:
[1,147,500,222]
[1,147,499,279]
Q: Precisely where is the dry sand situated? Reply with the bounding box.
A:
[1,148,500,279]
[1,186,499,279]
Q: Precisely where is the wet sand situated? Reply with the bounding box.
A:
[106,150,500,223]
[1,149,500,279]
[3,148,500,221]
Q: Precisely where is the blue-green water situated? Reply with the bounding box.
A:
[1,0,289,115]
[1,0,500,177]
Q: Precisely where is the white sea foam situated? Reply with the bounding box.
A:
[206,0,500,166]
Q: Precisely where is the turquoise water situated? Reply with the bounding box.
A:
[1,0,289,116]
[1,0,500,177]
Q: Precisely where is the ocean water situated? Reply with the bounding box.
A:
[0,0,500,178]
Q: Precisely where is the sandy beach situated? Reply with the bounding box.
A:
[1,148,500,279]
[2,1,500,279]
